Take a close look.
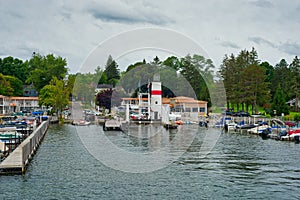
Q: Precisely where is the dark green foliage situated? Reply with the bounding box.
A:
[27,53,68,92]
[289,56,300,112]
[103,55,120,87]
[271,87,289,116]
[220,48,270,112]
[0,56,29,83]
[39,77,70,119]
[294,114,300,122]
[4,75,23,96]
[162,56,182,71]
[0,73,13,96]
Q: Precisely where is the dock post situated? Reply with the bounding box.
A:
[126,104,130,123]
[22,145,25,174]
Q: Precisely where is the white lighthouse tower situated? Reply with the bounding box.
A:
[151,74,162,120]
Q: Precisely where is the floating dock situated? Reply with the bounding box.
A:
[103,119,122,131]
[0,120,49,174]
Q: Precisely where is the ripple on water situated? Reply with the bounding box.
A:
[0,124,299,200]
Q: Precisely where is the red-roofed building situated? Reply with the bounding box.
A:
[121,96,207,116]
[0,95,39,115]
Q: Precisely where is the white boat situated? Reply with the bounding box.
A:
[247,125,270,134]
[72,120,91,126]
[227,122,237,131]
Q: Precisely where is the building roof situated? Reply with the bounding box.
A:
[121,96,207,105]
[10,97,39,100]
[170,96,207,104]
[97,84,113,89]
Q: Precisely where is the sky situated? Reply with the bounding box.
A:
[1,0,300,74]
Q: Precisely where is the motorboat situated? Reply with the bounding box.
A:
[72,120,91,126]
[247,124,271,134]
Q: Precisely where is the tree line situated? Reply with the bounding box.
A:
[219,47,300,115]
[0,53,72,118]
[1,47,300,117]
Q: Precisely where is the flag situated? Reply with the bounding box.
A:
[147,80,150,88]
[138,80,141,92]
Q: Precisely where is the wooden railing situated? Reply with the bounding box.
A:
[22,120,49,173]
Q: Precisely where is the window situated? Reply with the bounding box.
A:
[192,107,198,112]
[200,107,205,112]
[185,108,191,112]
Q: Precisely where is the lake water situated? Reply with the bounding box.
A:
[0,124,299,200]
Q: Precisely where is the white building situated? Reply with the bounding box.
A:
[0,95,39,114]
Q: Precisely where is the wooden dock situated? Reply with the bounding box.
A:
[0,120,49,174]
[103,119,122,131]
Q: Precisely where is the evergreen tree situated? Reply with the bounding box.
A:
[271,87,289,116]
[104,55,120,87]
[220,47,263,111]
[289,56,300,111]
[241,65,270,114]
[273,59,292,100]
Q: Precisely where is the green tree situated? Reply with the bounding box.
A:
[289,56,300,111]
[162,56,182,71]
[271,87,289,116]
[220,47,263,111]
[0,56,29,83]
[0,73,13,96]
[66,74,76,100]
[94,66,108,85]
[151,56,162,65]
[125,59,146,73]
[27,53,68,92]
[104,55,120,87]
[220,53,237,109]
[180,54,214,103]
[272,59,291,100]
[260,62,274,104]
[4,75,23,96]
[39,77,69,119]
[241,65,270,114]
[72,73,96,103]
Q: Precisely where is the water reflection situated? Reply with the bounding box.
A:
[1,124,300,199]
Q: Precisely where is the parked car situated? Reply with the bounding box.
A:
[233,111,250,117]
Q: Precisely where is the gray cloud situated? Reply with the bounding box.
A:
[249,36,300,56]
[0,1,299,71]
[249,0,273,8]
[86,1,173,25]
[89,9,170,25]
[220,41,240,49]
[279,42,300,56]
[249,36,276,48]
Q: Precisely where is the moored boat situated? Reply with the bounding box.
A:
[72,120,91,126]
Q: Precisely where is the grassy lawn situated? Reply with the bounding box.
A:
[220,104,300,120]
[284,112,300,121]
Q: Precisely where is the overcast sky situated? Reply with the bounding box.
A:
[1,0,300,73]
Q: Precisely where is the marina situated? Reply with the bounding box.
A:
[0,120,49,174]
[0,75,299,199]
